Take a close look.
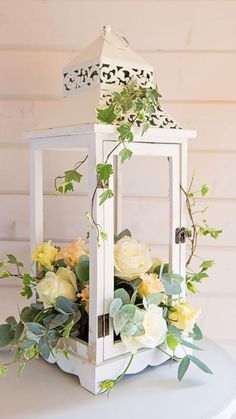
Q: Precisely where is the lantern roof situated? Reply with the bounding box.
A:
[36,25,180,130]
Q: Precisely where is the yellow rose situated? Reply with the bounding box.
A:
[56,239,88,267]
[169,302,201,333]
[77,284,89,313]
[114,236,152,281]
[36,267,77,305]
[32,241,58,271]
[121,305,167,353]
[138,272,164,297]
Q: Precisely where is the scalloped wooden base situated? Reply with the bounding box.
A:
[46,345,188,395]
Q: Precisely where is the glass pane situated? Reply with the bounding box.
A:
[43,150,89,344]
[113,154,171,345]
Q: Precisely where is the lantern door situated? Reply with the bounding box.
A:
[102,140,184,360]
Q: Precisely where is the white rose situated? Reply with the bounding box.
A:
[36,267,77,305]
[114,236,153,281]
[121,305,167,353]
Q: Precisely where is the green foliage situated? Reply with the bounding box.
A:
[0,365,8,377]
[0,324,15,348]
[197,221,222,239]
[145,292,163,306]
[75,255,89,285]
[178,354,213,381]
[178,356,190,381]
[16,363,26,380]
[97,104,117,124]
[192,324,203,340]
[63,320,75,339]
[184,176,223,292]
[114,288,130,305]
[21,273,36,299]
[187,355,213,375]
[180,339,202,351]
[119,147,133,164]
[167,334,180,351]
[161,273,183,296]
[99,189,114,206]
[96,163,114,184]
[55,297,78,314]
[117,124,134,142]
[6,254,23,268]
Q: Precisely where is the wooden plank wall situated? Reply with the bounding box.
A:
[0,0,236,346]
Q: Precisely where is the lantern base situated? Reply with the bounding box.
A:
[45,343,189,395]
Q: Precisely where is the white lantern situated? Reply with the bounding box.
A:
[26,26,196,394]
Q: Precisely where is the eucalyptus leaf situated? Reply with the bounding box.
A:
[38,337,51,360]
[178,356,190,381]
[14,322,24,341]
[188,355,213,375]
[110,298,122,318]
[181,340,202,351]
[121,321,137,336]
[114,288,130,305]
[146,293,163,307]
[49,314,69,330]
[0,324,15,348]
[55,297,78,314]
[27,323,46,336]
[192,324,203,341]
[5,316,17,327]
[75,259,89,283]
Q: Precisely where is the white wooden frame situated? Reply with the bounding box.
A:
[27,124,196,394]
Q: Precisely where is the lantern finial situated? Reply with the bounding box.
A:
[101,24,129,50]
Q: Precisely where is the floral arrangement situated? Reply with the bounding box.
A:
[0,228,217,391]
[0,80,222,392]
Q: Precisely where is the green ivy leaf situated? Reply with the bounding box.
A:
[119,147,133,164]
[6,254,23,267]
[97,104,117,124]
[117,124,134,142]
[178,356,190,381]
[64,170,82,183]
[63,320,74,339]
[16,363,26,380]
[96,163,114,183]
[187,282,196,293]
[99,189,114,206]
[0,365,8,377]
[201,184,209,196]
[141,121,150,136]
[200,260,214,270]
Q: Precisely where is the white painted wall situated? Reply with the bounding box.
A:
[0,1,236,354]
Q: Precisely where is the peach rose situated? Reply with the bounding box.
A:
[56,239,88,267]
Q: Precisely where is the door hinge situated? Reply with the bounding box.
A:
[175,227,191,244]
[98,313,110,338]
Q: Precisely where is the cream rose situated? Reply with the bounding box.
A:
[138,272,164,297]
[36,267,77,305]
[121,305,167,353]
[169,302,201,333]
[114,236,152,281]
